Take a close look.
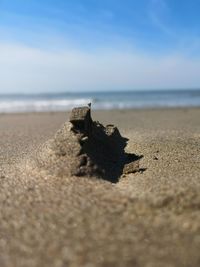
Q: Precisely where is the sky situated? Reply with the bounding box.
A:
[0,0,200,93]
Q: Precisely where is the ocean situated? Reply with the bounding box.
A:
[0,89,200,113]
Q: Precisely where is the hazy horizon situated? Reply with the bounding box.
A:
[1,0,200,93]
[0,88,200,96]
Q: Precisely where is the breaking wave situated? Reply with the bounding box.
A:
[0,89,200,113]
[0,98,92,113]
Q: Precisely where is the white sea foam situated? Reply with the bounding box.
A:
[0,98,93,113]
[0,90,199,113]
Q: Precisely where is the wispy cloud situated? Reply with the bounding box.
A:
[148,0,200,57]
[0,42,200,93]
[148,0,175,37]
[149,13,173,37]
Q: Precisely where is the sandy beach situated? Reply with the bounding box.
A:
[0,108,200,267]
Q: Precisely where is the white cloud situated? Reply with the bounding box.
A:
[0,42,200,93]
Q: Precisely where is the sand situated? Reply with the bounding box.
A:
[0,108,200,267]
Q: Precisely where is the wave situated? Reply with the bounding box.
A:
[0,98,199,113]
[0,90,200,113]
[0,98,93,113]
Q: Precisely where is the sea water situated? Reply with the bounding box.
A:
[0,89,200,113]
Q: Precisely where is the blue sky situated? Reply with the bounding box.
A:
[0,0,200,93]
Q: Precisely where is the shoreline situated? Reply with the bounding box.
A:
[0,105,200,115]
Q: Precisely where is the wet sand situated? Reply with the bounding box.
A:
[0,108,200,267]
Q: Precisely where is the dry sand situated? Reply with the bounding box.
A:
[0,108,200,267]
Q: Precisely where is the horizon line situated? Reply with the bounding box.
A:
[0,88,200,96]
